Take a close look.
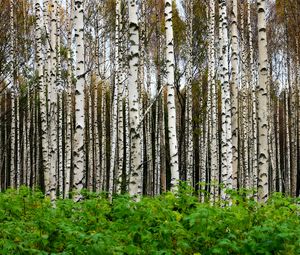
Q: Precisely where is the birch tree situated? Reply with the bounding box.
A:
[128,0,142,196]
[65,0,73,198]
[208,0,218,200]
[185,0,194,185]
[48,0,58,203]
[109,0,120,196]
[247,0,257,194]
[116,0,124,194]
[257,0,269,202]
[35,0,48,195]
[230,0,239,189]
[9,0,15,188]
[73,0,85,201]
[165,0,179,189]
[219,0,232,194]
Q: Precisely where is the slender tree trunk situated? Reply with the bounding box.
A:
[284,89,291,194]
[128,0,142,196]
[48,0,58,203]
[219,0,232,196]
[247,0,258,195]
[257,0,269,202]
[165,0,179,189]
[208,0,218,201]
[65,0,73,198]
[16,97,20,189]
[185,0,194,186]
[73,0,85,201]
[230,0,239,190]
[10,0,15,188]
[240,6,249,189]
[56,1,63,197]
[116,0,124,194]
[101,84,107,191]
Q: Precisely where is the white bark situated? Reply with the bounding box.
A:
[199,89,206,203]
[124,12,131,192]
[56,1,63,198]
[155,102,161,195]
[284,89,290,194]
[109,51,118,196]
[116,0,124,194]
[230,0,239,189]
[101,85,107,192]
[88,77,93,191]
[185,0,194,185]
[165,0,179,189]
[73,0,85,201]
[208,0,218,200]
[94,82,101,192]
[257,0,269,202]
[247,0,258,194]
[128,0,142,196]
[16,97,20,189]
[220,0,232,191]
[48,0,58,203]
[65,0,73,198]
[10,97,15,188]
[10,0,15,188]
[247,0,255,191]
[240,7,249,189]
[146,57,153,195]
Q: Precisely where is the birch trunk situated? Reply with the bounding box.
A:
[10,97,15,188]
[155,102,161,195]
[116,0,124,194]
[73,0,85,201]
[247,0,258,194]
[257,0,269,202]
[230,0,239,189]
[65,0,73,198]
[207,0,218,200]
[56,1,63,197]
[185,0,194,186]
[10,0,15,188]
[128,0,142,196]
[101,84,107,191]
[165,0,179,189]
[87,76,93,191]
[16,97,20,189]
[222,0,233,192]
[48,0,58,203]
[145,56,153,195]
[284,90,290,194]
[240,6,249,189]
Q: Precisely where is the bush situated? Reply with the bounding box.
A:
[0,187,299,254]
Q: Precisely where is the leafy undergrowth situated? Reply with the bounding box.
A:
[0,187,300,254]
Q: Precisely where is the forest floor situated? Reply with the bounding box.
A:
[0,186,299,254]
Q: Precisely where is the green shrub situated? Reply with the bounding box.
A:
[0,186,299,254]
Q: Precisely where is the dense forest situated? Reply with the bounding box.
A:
[0,0,300,203]
[1,0,300,254]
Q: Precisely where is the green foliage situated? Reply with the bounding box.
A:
[0,186,300,254]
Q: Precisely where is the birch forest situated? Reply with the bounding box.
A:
[1,0,300,254]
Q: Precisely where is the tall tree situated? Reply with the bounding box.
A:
[128,0,142,196]
[10,0,16,188]
[257,0,269,202]
[165,0,179,189]
[230,0,239,190]
[185,0,194,185]
[219,0,232,195]
[208,0,218,200]
[73,0,85,201]
[48,0,58,203]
